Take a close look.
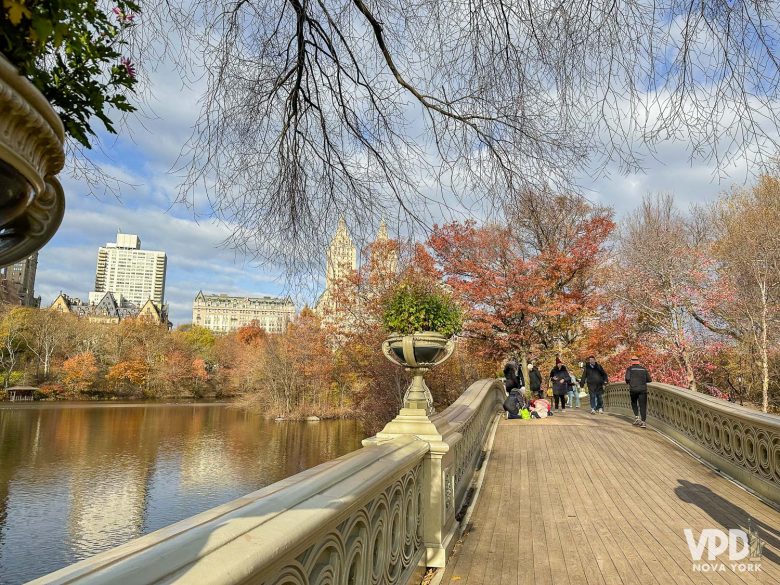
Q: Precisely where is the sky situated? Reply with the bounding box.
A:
[33,57,759,326]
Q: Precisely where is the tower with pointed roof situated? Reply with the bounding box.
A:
[371,220,398,275]
[325,217,357,290]
[316,218,357,317]
[315,218,399,322]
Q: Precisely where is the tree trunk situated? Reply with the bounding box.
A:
[681,346,697,393]
[520,351,529,394]
[673,310,697,392]
[760,287,769,413]
[43,349,50,380]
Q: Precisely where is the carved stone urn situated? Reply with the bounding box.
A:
[382,331,455,413]
[0,55,66,267]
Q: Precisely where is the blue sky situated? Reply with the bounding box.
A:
[34,67,758,326]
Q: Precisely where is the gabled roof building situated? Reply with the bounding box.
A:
[50,292,169,326]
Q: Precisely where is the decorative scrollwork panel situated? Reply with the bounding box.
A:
[261,462,425,585]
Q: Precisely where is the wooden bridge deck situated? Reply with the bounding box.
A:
[441,409,780,585]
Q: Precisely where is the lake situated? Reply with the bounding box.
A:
[0,402,364,584]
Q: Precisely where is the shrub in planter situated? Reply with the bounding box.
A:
[381,281,462,338]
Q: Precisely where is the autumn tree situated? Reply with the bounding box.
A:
[428,194,614,384]
[693,177,780,412]
[612,194,709,391]
[20,308,69,381]
[105,359,150,394]
[61,352,99,395]
[154,350,196,396]
[235,323,266,346]
[0,307,29,388]
[174,325,216,358]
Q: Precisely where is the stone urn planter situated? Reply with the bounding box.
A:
[382,331,455,413]
[0,55,66,267]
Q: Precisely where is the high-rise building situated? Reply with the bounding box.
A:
[192,292,295,334]
[325,217,357,288]
[6,252,39,306]
[315,218,357,316]
[92,233,167,306]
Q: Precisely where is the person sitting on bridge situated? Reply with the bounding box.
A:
[549,358,571,413]
[529,397,551,418]
[502,388,527,419]
[527,362,543,398]
[625,356,652,429]
[580,355,608,414]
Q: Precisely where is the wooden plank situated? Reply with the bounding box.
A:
[563,420,654,585]
[571,422,705,585]
[594,414,765,585]
[444,419,511,584]
[539,423,592,585]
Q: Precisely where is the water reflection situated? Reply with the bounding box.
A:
[0,403,363,584]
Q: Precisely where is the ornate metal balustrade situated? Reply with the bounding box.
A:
[32,379,505,584]
[603,382,780,505]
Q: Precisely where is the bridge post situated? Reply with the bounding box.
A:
[363,407,459,568]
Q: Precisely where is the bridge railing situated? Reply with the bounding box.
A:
[32,378,505,585]
[604,382,780,505]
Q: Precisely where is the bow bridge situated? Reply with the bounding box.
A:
[33,381,779,584]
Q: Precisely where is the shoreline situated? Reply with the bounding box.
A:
[0,400,360,421]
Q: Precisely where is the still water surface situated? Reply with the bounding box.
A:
[0,402,363,584]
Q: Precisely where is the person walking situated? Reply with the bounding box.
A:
[549,358,571,413]
[625,355,652,428]
[528,362,543,398]
[580,355,608,414]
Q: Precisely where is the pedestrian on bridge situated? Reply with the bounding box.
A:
[550,358,571,412]
[625,356,652,429]
[503,361,520,394]
[528,362,543,398]
[580,356,608,414]
[567,376,582,408]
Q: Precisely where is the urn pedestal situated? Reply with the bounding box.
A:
[364,332,455,444]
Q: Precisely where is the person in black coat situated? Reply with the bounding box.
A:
[549,358,571,412]
[503,362,519,394]
[528,362,543,398]
[580,355,608,414]
[625,355,652,428]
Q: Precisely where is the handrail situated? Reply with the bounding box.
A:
[604,382,780,505]
[31,378,505,584]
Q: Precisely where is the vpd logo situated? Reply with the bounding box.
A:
[684,525,763,573]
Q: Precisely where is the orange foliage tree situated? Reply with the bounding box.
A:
[427,199,614,382]
[60,351,99,395]
[105,359,150,394]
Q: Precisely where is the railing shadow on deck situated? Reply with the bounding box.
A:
[30,378,505,585]
[604,382,780,507]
